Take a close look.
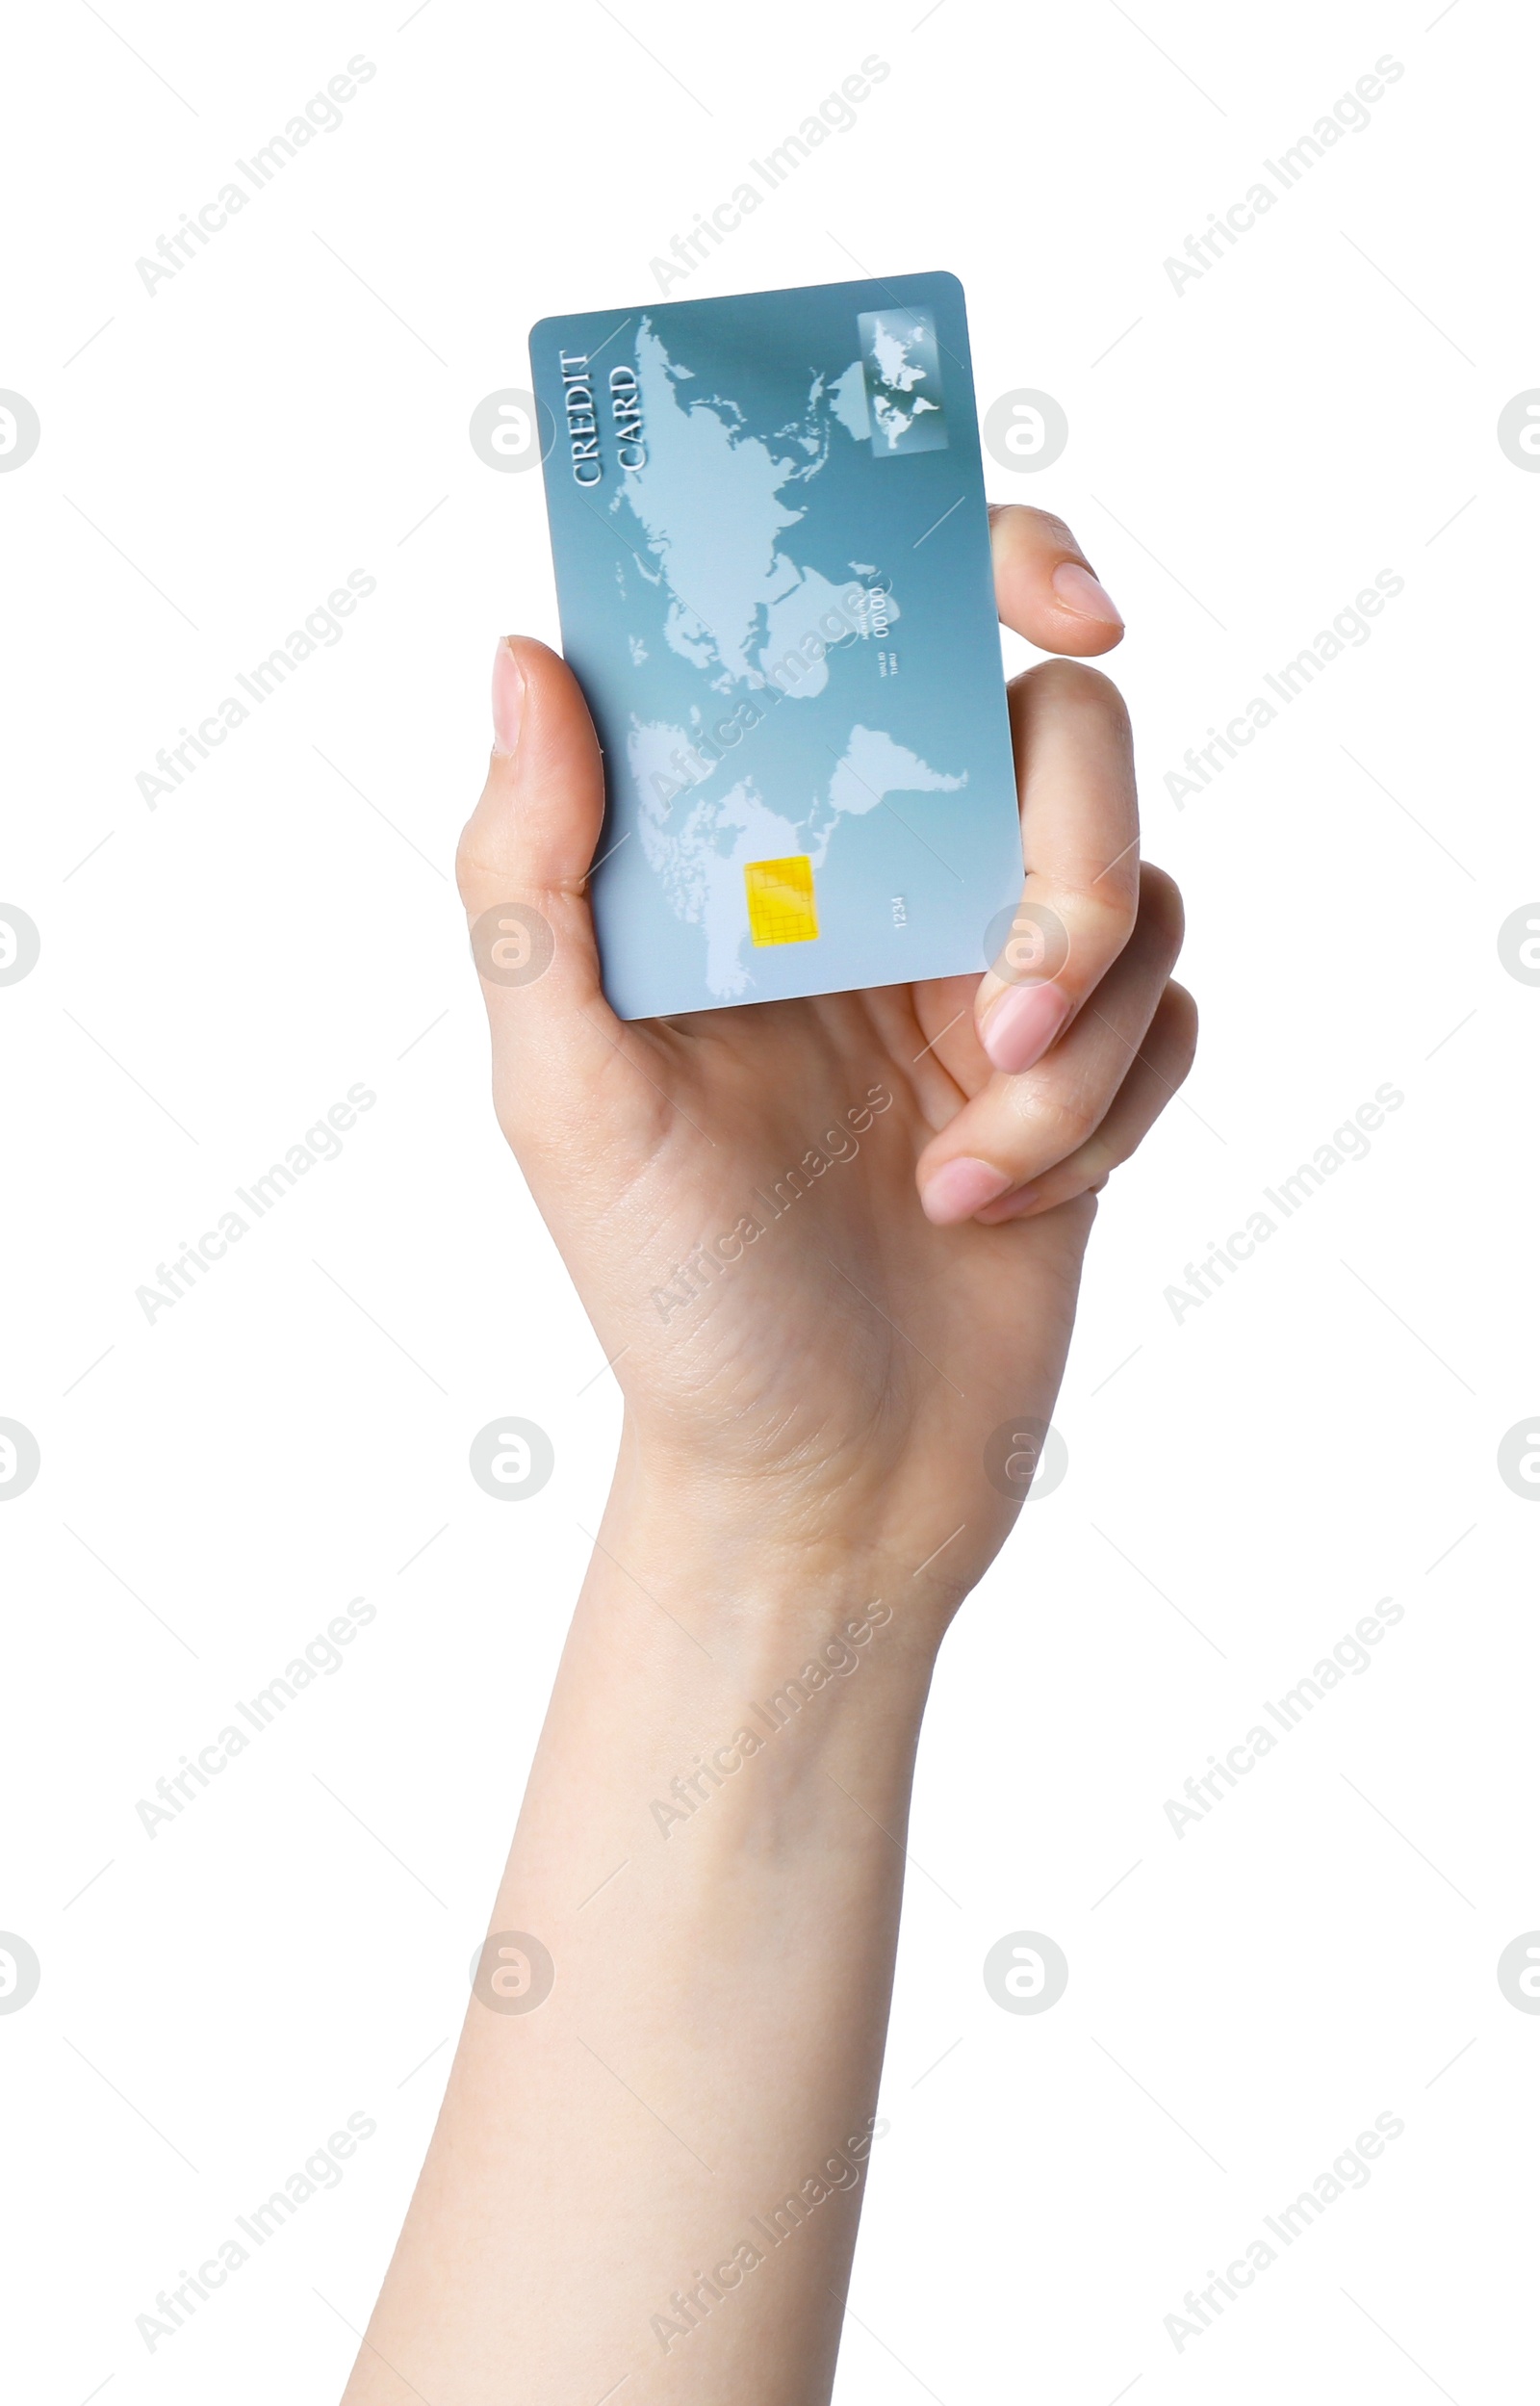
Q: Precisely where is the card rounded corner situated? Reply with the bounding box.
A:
[923,269,967,308]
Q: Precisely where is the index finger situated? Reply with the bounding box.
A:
[976,658,1142,1075]
[989,504,1124,655]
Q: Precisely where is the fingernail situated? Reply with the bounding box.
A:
[982,981,1071,1074]
[491,637,525,758]
[920,1156,1013,1226]
[1051,560,1122,627]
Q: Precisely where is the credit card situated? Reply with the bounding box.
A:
[528,272,1022,1021]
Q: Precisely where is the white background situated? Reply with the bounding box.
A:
[3,2,1536,2399]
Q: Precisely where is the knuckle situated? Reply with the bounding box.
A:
[1007,1071,1101,1159]
[456,843,586,919]
[1037,883,1139,975]
[1167,972,1199,1032]
[990,501,1077,550]
[1161,980,1201,1074]
[1137,862,1186,959]
[1026,505,1079,551]
[453,823,480,907]
[455,823,508,913]
[1023,655,1133,736]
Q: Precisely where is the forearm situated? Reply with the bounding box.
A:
[346,1477,945,2405]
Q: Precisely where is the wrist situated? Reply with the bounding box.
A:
[506,1476,944,1917]
[602,1418,988,1653]
[594,1479,956,1690]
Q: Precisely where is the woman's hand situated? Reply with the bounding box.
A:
[456,504,1195,1614]
[346,507,1196,2406]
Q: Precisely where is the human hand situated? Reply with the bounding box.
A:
[346,511,1197,2406]
[457,504,1194,1614]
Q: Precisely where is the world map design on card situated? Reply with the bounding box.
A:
[529,272,1021,1020]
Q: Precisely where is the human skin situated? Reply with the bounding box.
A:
[341,504,1194,2404]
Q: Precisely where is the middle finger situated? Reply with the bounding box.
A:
[918,866,1184,1222]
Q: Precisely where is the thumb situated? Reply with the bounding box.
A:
[456,635,633,1119]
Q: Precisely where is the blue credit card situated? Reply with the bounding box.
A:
[528,272,1022,1021]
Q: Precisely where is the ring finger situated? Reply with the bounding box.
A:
[974,980,1198,1223]
[918,865,1185,1222]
